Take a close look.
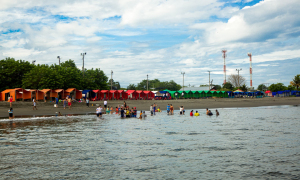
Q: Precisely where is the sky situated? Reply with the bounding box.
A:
[0,0,299,88]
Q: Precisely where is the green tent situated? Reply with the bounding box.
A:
[204,91,211,98]
[192,91,200,98]
[198,91,204,98]
[184,90,192,98]
[163,89,170,92]
[169,91,178,98]
[221,91,228,98]
[178,91,184,98]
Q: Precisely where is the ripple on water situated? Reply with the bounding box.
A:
[0,106,299,179]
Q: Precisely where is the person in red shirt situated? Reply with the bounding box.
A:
[190,110,193,116]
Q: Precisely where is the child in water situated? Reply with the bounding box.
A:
[194,111,200,116]
[8,108,13,119]
[157,107,161,112]
[106,106,110,114]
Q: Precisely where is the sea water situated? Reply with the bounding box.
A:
[0,106,300,179]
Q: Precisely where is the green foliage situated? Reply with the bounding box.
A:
[0,58,109,90]
[239,84,248,92]
[287,85,296,91]
[108,79,121,90]
[257,84,267,91]
[213,85,221,90]
[290,74,300,90]
[135,79,181,91]
[268,83,287,92]
[222,82,234,90]
[0,57,34,91]
[127,84,136,90]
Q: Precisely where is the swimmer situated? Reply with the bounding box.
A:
[179,106,184,115]
[157,107,161,112]
[138,110,143,119]
[207,110,213,116]
[167,104,170,115]
[216,109,219,116]
[194,111,200,116]
[170,104,174,115]
[206,108,209,115]
[8,108,13,119]
[190,110,193,116]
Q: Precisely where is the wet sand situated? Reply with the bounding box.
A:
[0,97,299,118]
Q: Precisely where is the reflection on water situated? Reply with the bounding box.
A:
[0,106,300,179]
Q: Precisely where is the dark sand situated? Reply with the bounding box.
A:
[1,97,299,118]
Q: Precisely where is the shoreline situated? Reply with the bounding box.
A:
[0,97,299,118]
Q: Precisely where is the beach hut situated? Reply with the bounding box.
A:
[283,90,290,97]
[144,91,155,100]
[227,91,234,98]
[126,90,138,100]
[100,90,109,100]
[65,88,82,100]
[191,91,200,99]
[82,90,96,100]
[1,88,31,102]
[136,90,146,99]
[272,92,278,97]
[291,90,300,96]
[28,89,44,101]
[92,90,100,101]
[265,90,272,97]
[54,89,66,99]
[117,90,127,100]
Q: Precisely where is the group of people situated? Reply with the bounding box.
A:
[189,108,219,116]
[150,103,161,116]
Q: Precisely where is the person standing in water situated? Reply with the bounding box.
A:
[190,110,193,116]
[216,109,219,116]
[170,104,174,115]
[153,103,156,115]
[68,98,72,109]
[32,98,37,110]
[167,104,170,115]
[8,108,13,119]
[9,96,13,107]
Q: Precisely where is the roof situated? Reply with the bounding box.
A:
[179,87,210,91]
[136,90,144,94]
[55,89,64,93]
[65,88,76,92]
[92,90,100,93]
[100,90,108,93]
[82,90,91,94]
[40,89,52,93]
[126,90,136,94]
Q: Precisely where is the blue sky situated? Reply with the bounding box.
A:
[0,0,299,88]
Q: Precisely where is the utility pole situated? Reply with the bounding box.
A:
[222,50,227,85]
[81,52,86,77]
[57,56,60,65]
[208,71,211,90]
[147,74,148,91]
[111,70,113,90]
[181,72,185,91]
[248,53,252,90]
[236,68,242,87]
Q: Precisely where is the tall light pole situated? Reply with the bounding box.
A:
[236,68,242,87]
[81,52,86,77]
[147,74,148,91]
[208,71,211,90]
[57,56,60,65]
[111,70,113,90]
[32,60,36,65]
[181,72,185,91]
[222,50,227,85]
[248,53,252,90]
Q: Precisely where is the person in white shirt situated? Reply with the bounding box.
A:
[96,105,103,118]
[150,105,153,116]
[32,98,37,110]
[104,100,107,109]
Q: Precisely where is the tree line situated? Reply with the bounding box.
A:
[127,79,182,91]
[0,57,109,91]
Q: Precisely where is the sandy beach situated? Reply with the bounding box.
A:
[1,97,299,118]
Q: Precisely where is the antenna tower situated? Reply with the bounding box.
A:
[222,50,227,84]
[248,53,252,89]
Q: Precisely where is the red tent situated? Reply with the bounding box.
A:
[109,90,117,100]
[136,90,146,99]
[143,91,155,99]
[100,90,109,100]
[117,90,127,100]
[92,90,100,101]
[126,90,138,100]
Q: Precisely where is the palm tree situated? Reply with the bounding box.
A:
[290,74,300,90]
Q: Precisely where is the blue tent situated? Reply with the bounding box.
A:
[272,92,277,96]
[227,91,234,98]
[82,90,96,98]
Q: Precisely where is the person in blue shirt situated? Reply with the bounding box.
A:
[55,97,59,106]
[167,104,170,115]
[8,108,13,119]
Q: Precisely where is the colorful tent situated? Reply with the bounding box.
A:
[126,90,138,99]
[143,91,155,99]
[1,88,31,102]
[100,90,109,100]
[65,88,82,100]
[136,90,146,99]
